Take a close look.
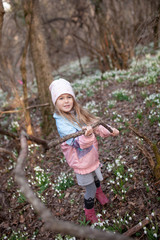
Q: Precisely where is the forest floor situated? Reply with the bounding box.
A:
[0,50,160,240]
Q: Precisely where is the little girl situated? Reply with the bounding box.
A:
[49,78,119,223]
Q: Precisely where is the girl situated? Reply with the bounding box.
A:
[49,78,119,223]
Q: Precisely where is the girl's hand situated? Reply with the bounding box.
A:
[110,128,119,136]
[82,126,93,136]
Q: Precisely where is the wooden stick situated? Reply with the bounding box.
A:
[0,120,113,150]
[48,120,113,148]
[123,210,159,237]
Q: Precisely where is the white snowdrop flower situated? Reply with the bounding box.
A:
[105,219,109,224]
[139,222,142,226]
[129,217,132,221]
[117,182,120,185]
[125,220,128,224]
[97,213,102,218]
[146,216,149,220]
[152,226,155,230]
[153,233,157,238]
[144,230,147,234]
[151,212,155,216]
[125,178,128,181]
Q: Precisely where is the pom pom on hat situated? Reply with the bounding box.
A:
[49,78,75,105]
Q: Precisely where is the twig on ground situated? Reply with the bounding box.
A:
[123,210,159,237]
[0,127,19,140]
[0,147,17,161]
[136,143,155,169]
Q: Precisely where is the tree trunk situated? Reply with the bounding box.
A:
[26,0,55,135]
[20,5,34,135]
[153,3,160,50]
[0,0,4,46]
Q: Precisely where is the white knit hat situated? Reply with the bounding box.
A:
[49,78,75,105]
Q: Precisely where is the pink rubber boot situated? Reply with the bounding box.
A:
[85,208,98,223]
[96,186,109,205]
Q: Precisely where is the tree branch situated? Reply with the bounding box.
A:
[0,103,49,117]
[0,127,18,140]
[123,211,159,237]
[48,120,113,149]
[14,130,132,240]
[0,120,113,151]
[0,147,16,161]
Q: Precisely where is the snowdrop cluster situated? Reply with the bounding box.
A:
[55,234,76,240]
[143,93,160,107]
[141,213,159,239]
[10,120,19,132]
[34,166,51,193]
[28,143,39,154]
[111,88,134,101]
[1,229,29,240]
[143,93,160,125]
[84,100,99,114]
[107,100,117,108]
[52,172,74,198]
[106,156,134,199]
[91,212,134,233]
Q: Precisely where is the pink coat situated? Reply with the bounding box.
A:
[61,125,112,174]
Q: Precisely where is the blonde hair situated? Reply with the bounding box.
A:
[55,98,99,127]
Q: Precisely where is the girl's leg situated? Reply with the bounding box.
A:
[84,182,98,223]
[94,178,109,205]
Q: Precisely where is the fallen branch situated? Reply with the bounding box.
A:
[0,147,17,161]
[129,124,160,180]
[0,127,19,140]
[136,143,155,169]
[129,124,152,146]
[14,130,131,240]
[123,210,159,237]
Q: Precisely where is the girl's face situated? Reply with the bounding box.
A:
[56,94,74,112]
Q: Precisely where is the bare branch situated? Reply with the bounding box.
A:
[0,103,49,117]
[0,127,18,140]
[48,120,113,148]
[129,124,153,147]
[15,130,132,240]
[123,211,159,237]
[0,120,113,151]
[0,147,16,161]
